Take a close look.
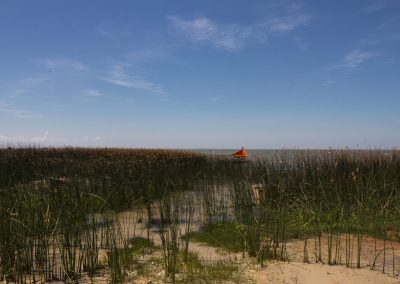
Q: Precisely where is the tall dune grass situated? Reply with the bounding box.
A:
[1,147,400,282]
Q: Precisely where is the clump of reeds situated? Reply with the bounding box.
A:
[1,146,400,281]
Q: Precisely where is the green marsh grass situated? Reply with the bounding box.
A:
[1,147,400,282]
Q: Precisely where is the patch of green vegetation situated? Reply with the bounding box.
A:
[118,237,155,268]
[108,237,156,283]
[135,256,163,278]
[179,251,241,283]
[186,223,245,253]
[129,237,155,255]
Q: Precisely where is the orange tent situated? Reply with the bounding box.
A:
[232,147,248,158]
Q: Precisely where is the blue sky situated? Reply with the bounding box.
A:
[0,0,399,148]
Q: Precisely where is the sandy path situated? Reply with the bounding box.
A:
[247,261,399,284]
[116,209,400,283]
[286,235,400,275]
[2,205,399,283]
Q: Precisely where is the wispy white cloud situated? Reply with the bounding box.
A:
[261,13,310,33]
[167,16,249,50]
[340,49,378,69]
[0,132,48,144]
[167,8,310,50]
[322,49,379,85]
[36,58,88,72]
[0,134,25,142]
[31,131,49,143]
[83,88,103,97]
[103,65,164,94]
[83,136,101,142]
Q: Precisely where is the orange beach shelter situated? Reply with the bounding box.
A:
[232,147,248,158]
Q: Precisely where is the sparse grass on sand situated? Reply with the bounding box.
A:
[1,147,400,283]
